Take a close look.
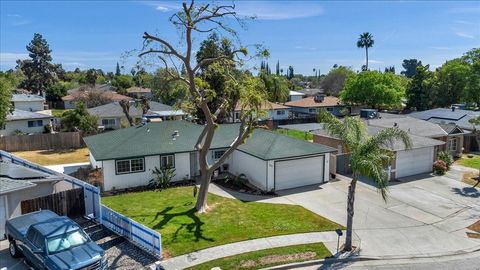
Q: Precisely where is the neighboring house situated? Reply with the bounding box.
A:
[126,86,153,99]
[295,88,324,97]
[11,94,46,112]
[87,101,143,129]
[146,102,187,121]
[0,162,68,239]
[231,101,291,122]
[88,101,187,129]
[409,108,480,152]
[367,113,465,157]
[84,120,335,192]
[1,109,52,136]
[313,125,445,180]
[62,90,132,109]
[285,94,345,117]
[288,90,305,101]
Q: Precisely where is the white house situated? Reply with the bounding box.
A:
[0,162,68,239]
[232,101,291,122]
[84,121,336,192]
[11,94,45,112]
[288,90,305,101]
[0,109,52,136]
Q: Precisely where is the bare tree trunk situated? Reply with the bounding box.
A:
[365,48,369,70]
[344,176,358,252]
[119,100,134,127]
[195,170,212,212]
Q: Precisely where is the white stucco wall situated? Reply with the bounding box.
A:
[97,116,142,129]
[101,152,191,191]
[289,95,303,101]
[13,101,45,112]
[267,109,290,120]
[229,150,268,190]
[89,152,102,169]
[6,181,56,218]
[0,119,50,136]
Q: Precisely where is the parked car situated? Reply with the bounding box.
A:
[5,210,107,270]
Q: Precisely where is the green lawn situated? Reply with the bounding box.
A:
[456,154,480,169]
[275,129,313,141]
[102,187,341,257]
[187,243,331,270]
[52,108,71,118]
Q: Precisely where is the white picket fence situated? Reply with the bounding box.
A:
[0,150,162,258]
[102,205,162,257]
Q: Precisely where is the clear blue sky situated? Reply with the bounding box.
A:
[1,1,479,75]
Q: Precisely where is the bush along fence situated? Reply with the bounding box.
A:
[0,150,162,258]
[0,132,84,152]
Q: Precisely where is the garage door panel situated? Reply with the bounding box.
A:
[275,156,324,190]
[0,196,5,240]
[396,147,434,178]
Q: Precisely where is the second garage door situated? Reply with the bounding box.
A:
[395,147,434,178]
[275,156,324,190]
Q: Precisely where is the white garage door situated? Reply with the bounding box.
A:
[275,156,324,190]
[0,196,6,240]
[396,147,434,178]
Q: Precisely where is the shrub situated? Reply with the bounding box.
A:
[437,151,453,169]
[433,160,448,175]
[149,167,176,191]
[43,124,52,134]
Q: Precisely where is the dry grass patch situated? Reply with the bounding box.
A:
[14,147,90,165]
[462,171,480,188]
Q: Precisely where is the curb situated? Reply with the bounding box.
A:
[263,247,480,270]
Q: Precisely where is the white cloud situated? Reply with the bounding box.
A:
[235,1,324,20]
[156,6,169,12]
[455,31,475,39]
[0,52,28,62]
[369,60,384,64]
[63,62,86,67]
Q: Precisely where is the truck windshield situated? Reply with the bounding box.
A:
[47,229,89,254]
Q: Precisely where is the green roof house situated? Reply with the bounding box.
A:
[84,120,336,192]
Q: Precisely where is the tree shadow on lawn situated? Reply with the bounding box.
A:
[152,206,214,244]
[451,187,480,198]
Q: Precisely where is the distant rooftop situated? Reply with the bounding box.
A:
[11,94,45,102]
[6,109,52,121]
[285,96,341,108]
[409,108,480,130]
[367,115,447,138]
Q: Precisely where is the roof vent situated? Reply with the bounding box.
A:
[173,130,179,137]
[313,94,325,103]
[393,122,398,128]
[451,106,456,112]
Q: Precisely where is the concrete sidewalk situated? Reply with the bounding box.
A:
[158,232,343,270]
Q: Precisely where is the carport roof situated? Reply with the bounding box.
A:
[84,120,336,161]
[0,178,36,195]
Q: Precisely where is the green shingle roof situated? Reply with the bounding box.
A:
[84,120,335,161]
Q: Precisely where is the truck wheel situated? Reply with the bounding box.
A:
[9,240,21,258]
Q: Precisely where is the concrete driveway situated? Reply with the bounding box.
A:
[277,174,480,259]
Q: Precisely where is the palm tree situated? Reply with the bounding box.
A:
[318,110,412,251]
[357,32,374,70]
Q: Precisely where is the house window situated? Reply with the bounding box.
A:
[276,110,285,115]
[160,154,175,169]
[27,120,43,127]
[213,150,227,160]
[447,138,457,151]
[326,107,334,112]
[234,112,240,120]
[102,119,116,126]
[115,158,145,174]
[309,108,317,113]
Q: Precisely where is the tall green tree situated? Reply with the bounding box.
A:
[401,59,422,78]
[340,71,405,109]
[115,62,121,76]
[431,59,470,107]
[357,32,374,70]
[260,73,289,103]
[85,69,97,86]
[0,74,15,128]
[16,33,59,96]
[463,48,480,106]
[61,102,98,134]
[151,68,188,105]
[406,64,433,110]
[112,75,134,93]
[140,0,267,212]
[318,110,412,252]
[320,66,355,96]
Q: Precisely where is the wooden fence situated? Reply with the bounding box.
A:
[0,132,84,152]
[21,188,86,218]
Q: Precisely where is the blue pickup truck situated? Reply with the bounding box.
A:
[5,210,107,270]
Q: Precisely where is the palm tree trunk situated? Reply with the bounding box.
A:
[344,176,358,251]
[365,48,369,70]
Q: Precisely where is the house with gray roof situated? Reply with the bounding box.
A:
[1,109,52,136]
[0,162,66,239]
[88,101,187,130]
[84,120,336,192]
[11,94,46,112]
[409,108,480,152]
